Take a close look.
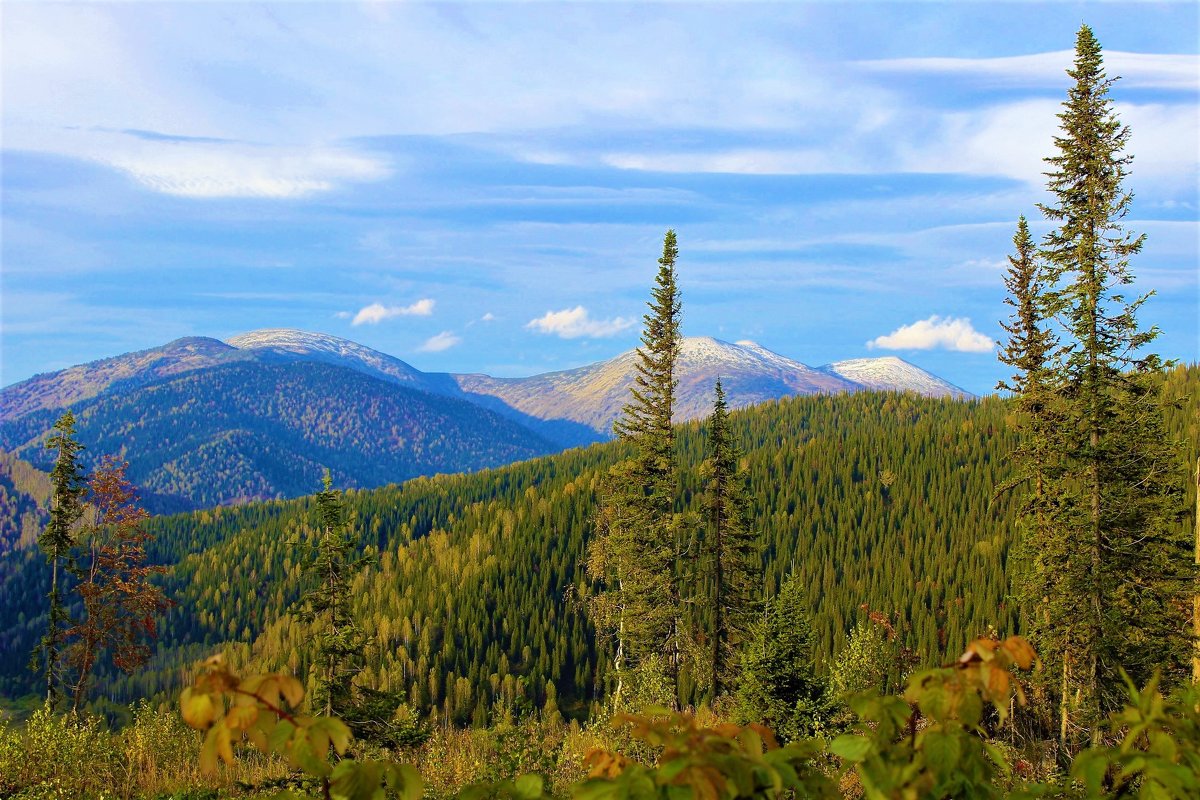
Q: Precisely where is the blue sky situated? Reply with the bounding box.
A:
[2,2,1196,396]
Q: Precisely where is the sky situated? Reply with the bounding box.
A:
[2,2,1197,396]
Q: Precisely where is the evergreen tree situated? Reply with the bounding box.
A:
[699,379,759,700]
[1023,24,1190,745]
[591,229,683,707]
[34,411,87,705]
[294,469,371,718]
[997,216,1071,737]
[734,575,827,742]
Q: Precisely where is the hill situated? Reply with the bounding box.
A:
[0,360,556,512]
[1,364,1193,715]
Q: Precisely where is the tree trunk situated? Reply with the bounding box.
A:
[1193,458,1199,683]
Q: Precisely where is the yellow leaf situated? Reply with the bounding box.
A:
[200,726,220,775]
[181,688,217,730]
[1002,637,1037,670]
[280,675,305,708]
[216,722,234,766]
[226,704,259,731]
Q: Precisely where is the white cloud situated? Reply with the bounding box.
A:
[858,50,1199,91]
[417,331,462,352]
[481,312,496,322]
[868,315,993,353]
[351,298,435,326]
[526,306,635,339]
[102,141,391,199]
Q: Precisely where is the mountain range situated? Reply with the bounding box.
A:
[0,329,972,511]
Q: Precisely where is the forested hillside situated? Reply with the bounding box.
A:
[0,361,555,512]
[3,364,1194,718]
[0,451,49,556]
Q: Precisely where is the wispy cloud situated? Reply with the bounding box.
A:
[857,51,1200,91]
[417,331,462,352]
[351,298,435,326]
[868,315,993,353]
[102,139,392,199]
[526,306,634,339]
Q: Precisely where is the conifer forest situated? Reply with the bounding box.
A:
[1,23,1198,800]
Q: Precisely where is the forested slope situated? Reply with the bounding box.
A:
[2,366,1194,721]
[1,361,555,512]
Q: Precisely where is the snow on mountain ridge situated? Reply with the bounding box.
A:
[226,328,431,386]
[820,356,972,399]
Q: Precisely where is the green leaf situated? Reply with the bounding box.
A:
[1071,749,1111,796]
[514,774,545,800]
[573,778,621,800]
[384,763,424,800]
[830,734,872,763]
[331,760,383,800]
[922,731,962,780]
[959,689,983,728]
[268,718,296,754]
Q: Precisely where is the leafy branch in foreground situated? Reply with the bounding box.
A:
[180,654,422,800]
[830,635,1036,800]
[180,634,1200,800]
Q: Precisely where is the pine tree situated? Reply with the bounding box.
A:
[1024,24,1190,745]
[294,469,371,718]
[699,379,759,700]
[34,411,87,705]
[590,229,683,707]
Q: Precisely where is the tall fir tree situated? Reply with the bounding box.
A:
[996,216,1072,738]
[699,379,759,700]
[590,229,683,708]
[294,469,372,718]
[1017,24,1191,747]
[34,411,87,705]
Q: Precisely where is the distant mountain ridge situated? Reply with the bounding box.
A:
[0,329,972,510]
[455,337,866,435]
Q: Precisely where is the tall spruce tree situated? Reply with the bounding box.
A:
[699,379,759,699]
[997,216,1072,738]
[294,469,371,718]
[35,411,87,705]
[1016,24,1190,747]
[590,229,683,708]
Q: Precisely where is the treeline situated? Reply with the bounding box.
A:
[3,365,1194,716]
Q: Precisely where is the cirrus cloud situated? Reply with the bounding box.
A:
[351,298,435,326]
[526,306,635,339]
[868,315,993,353]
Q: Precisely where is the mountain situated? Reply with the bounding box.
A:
[0,360,556,512]
[0,330,973,509]
[819,356,972,399]
[225,329,461,396]
[0,336,246,421]
[454,336,964,435]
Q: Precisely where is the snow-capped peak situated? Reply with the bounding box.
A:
[678,336,816,374]
[226,328,427,383]
[819,356,972,399]
[228,328,364,357]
